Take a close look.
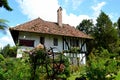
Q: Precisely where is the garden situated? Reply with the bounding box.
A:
[0,1,120,79]
[0,44,120,80]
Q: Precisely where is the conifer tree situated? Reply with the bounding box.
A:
[117,17,120,37]
[94,11,118,51]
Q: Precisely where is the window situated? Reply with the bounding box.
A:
[70,38,79,47]
[76,39,79,47]
[70,39,74,47]
[19,39,34,47]
[53,38,58,46]
[40,37,45,45]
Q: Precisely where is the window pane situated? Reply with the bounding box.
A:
[70,38,79,47]
[76,39,79,47]
[19,39,34,47]
[40,37,45,45]
[53,38,58,46]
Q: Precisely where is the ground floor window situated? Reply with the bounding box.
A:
[70,38,79,47]
[53,38,58,46]
[19,39,34,47]
[40,37,45,45]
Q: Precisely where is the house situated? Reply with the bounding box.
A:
[9,7,92,65]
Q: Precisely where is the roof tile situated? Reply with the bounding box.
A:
[10,17,92,39]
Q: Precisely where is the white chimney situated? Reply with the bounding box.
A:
[57,7,62,27]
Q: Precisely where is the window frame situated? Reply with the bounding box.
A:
[40,37,45,45]
[19,39,34,47]
[53,38,58,46]
[70,38,79,47]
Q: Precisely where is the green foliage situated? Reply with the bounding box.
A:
[0,54,5,61]
[67,65,86,80]
[28,47,70,79]
[70,65,82,74]
[117,17,120,37]
[59,54,70,78]
[70,47,80,53]
[0,45,70,80]
[85,48,119,80]
[76,13,120,79]
[63,47,80,53]
[116,72,120,80]
[76,19,93,34]
[0,0,12,11]
[94,11,118,52]
[76,19,94,54]
[0,44,17,57]
[0,19,9,34]
[0,58,31,80]
[0,0,12,32]
[117,17,120,30]
[29,49,48,80]
[0,19,9,30]
[109,39,120,54]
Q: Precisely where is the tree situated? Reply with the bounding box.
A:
[0,19,8,30]
[0,44,17,57]
[76,19,94,54]
[117,17,120,29]
[117,17,120,37]
[0,0,12,30]
[76,19,94,35]
[85,48,119,80]
[94,11,118,52]
[0,57,31,80]
[0,0,12,11]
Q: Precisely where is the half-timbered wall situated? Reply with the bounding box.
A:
[17,32,87,64]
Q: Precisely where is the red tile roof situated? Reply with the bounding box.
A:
[10,18,92,39]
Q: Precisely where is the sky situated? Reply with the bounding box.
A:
[0,0,120,48]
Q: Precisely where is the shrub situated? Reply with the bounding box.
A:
[0,54,4,61]
[0,58,31,80]
[0,44,17,57]
[85,48,119,80]
[28,44,70,79]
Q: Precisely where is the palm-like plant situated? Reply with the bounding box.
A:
[0,19,8,30]
[0,0,12,11]
[0,0,12,30]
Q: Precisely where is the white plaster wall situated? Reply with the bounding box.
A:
[18,32,63,52]
[79,38,87,52]
[19,32,87,53]
[45,35,63,52]
[64,53,86,64]
[64,38,70,50]
[19,32,40,47]
[18,32,87,64]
